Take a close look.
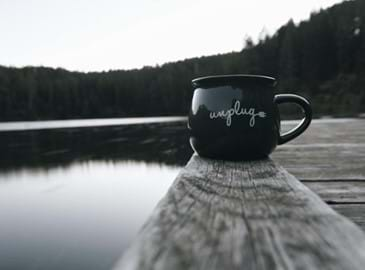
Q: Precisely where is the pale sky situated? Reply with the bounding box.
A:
[0,0,344,72]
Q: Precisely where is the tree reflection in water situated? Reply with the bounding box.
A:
[0,121,193,172]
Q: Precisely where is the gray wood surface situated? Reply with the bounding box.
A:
[114,154,365,270]
[273,119,365,180]
[332,204,365,231]
[273,144,365,180]
[302,180,365,203]
[272,119,365,233]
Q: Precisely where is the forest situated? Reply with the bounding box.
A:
[0,0,364,121]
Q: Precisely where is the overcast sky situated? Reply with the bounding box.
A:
[0,0,344,72]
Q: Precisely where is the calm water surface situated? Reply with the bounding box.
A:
[0,118,192,270]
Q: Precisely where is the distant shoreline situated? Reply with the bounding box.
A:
[0,116,187,132]
[0,116,363,132]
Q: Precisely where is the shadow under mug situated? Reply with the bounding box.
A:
[188,74,312,160]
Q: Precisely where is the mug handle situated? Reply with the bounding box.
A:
[274,94,312,145]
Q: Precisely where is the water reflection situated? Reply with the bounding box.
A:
[0,121,191,270]
[0,160,180,270]
[0,121,193,172]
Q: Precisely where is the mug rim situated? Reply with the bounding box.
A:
[192,74,276,87]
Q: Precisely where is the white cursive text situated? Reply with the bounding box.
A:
[209,101,266,127]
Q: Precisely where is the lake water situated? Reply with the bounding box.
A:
[0,118,192,270]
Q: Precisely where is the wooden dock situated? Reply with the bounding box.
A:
[114,118,365,269]
[273,119,365,231]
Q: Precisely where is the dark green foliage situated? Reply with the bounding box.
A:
[0,0,364,121]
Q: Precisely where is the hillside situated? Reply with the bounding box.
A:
[0,0,364,121]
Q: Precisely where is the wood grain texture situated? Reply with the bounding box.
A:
[272,144,365,180]
[302,180,365,203]
[273,119,365,180]
[113,155,365,270]
[301,180,365,232]
[275,119,365,233]
[332,204,365,232]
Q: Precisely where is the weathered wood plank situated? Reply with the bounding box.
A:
[301,180,365,232]
[281,119,365,145]
[113,155,365,270]
[302,180,365,203]
[272,144,365,180]
[332,204,365,232]
[273,119,365,180]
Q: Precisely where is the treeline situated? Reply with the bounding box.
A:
[0,0,364,121]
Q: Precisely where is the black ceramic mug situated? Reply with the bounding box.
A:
[188,74,312,160]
